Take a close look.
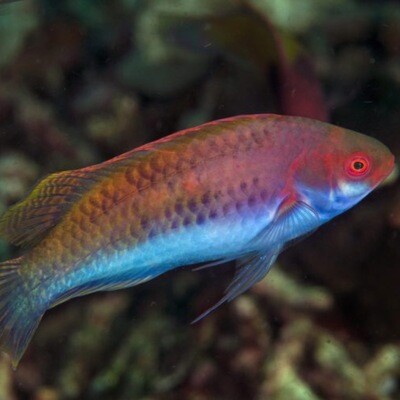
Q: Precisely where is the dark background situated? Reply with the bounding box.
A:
[0,0,399,399]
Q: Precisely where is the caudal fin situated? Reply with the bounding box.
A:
[0,258,44,368]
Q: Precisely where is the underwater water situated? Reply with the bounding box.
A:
[0,0,399,399]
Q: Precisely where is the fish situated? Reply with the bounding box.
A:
[0,114,394,367]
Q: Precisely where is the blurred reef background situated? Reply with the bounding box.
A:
[0,0,400,399]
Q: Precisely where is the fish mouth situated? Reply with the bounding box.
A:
[380,159,398,187]
[388,154,396,172]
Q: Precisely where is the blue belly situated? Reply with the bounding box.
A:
[48,206,274,304]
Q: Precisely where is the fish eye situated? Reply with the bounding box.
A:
[346,155,370,177]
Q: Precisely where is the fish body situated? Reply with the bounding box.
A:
[0,114,394,366]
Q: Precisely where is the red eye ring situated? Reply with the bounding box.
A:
[346,155,370,177]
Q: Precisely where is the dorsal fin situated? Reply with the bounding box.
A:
[0,168,105,247]
[0,140,170,248]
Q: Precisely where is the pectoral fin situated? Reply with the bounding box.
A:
[254,199,320,247]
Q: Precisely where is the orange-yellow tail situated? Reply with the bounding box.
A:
[0,258,44,368]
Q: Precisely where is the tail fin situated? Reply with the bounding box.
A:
[0,258,44,368]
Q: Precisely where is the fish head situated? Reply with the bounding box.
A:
[295,123,395,220]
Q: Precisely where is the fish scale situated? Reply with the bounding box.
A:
[38,122,272,275]
[0,114,394,367]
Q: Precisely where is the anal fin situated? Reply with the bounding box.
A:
[51,273,154,308]
[192,256,239,272]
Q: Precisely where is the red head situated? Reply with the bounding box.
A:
[291,119,395,220]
